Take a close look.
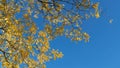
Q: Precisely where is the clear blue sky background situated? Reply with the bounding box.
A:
[45,0,120,68]
[0,0,120,68]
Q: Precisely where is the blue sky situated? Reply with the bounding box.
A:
[46,0,120,68]
[0,0,120,68]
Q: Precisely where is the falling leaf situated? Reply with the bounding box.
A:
[92,2,99,9]
[109,19,113,23]
[95,11,100,18]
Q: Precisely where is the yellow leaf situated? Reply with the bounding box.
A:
[95,11,100,18]
[20,49,29,59]
[24,14,29,19]
[13,55,18,61]
[29,23,37,34]
[57,52,63,58]
[28,46,33,51]
[83,32,90,42]
[52,50,63,60]
[92,3,99,9]
[0,4,4,11]
[40,45,49,53]
[44,24,52,34]
[42,64,46,68]
[39,31,47,37]
[2,0,6,3]
[39,53,49,64]
[2,62,9,67]
[16,7,21,12]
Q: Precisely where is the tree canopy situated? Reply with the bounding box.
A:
[0,0,100,68]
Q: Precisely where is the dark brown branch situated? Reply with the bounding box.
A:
[37,0,53,4]
[0,49,9,62]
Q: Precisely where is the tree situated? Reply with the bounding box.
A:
[0,0,100,68]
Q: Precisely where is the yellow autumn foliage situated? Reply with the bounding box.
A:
[0,0,100,68]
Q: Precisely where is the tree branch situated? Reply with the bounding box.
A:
[0,49,9,62]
